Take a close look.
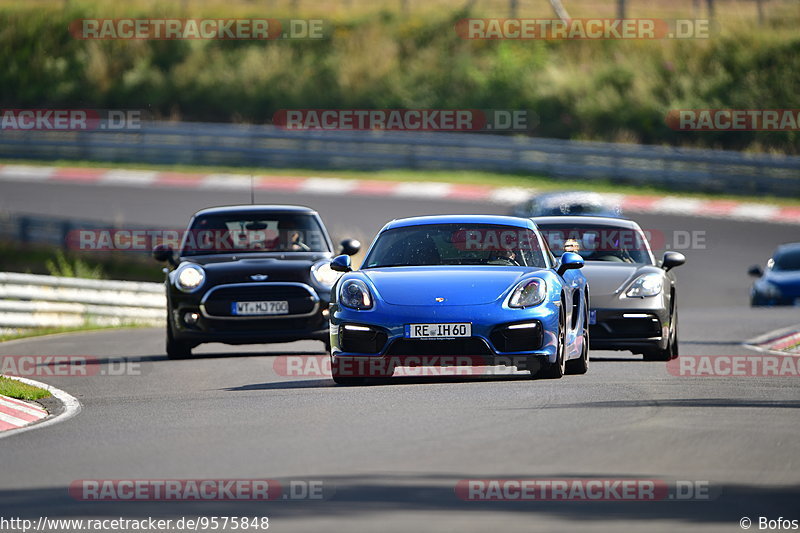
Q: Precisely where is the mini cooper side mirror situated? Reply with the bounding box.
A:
[557,252,584,276]
[661,251,686,272]
[330,254,352,273]
[340,239,361,256]
[747,264,763,277]
[153,244,176,266]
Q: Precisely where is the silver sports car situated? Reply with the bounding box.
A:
[533,216,684,361]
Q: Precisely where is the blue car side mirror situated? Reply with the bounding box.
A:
[557,252,584,276]
[330,254,352,273]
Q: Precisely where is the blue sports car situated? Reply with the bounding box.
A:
[327,215,589,385]
[749,243,800,306]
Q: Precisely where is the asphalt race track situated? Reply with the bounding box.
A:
[1,179,799,532]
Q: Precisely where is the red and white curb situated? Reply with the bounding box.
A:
[745,325,800,356]
[0,375,81,439]
[0,393,47,431]
[1,164,799,225]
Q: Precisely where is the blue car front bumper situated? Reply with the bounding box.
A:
[330,301,561,369]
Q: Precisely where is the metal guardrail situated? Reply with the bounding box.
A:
[0,272,165,329]
[0,121,798,196]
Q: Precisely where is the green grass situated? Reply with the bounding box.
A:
[4,158,800,206]
[0,241,164,282]
[0,324,149,343]
[0,376,51,401]
[0,2,797,153]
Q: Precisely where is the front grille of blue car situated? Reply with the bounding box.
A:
[490,322,543,352]
[341,326,389,354]
[385,338,493,357]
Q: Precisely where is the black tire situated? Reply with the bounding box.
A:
[532,306,566,379]
[643,308,678,362]
[166,320,192,360]
[566,304,589,375]
[330,356,367,386]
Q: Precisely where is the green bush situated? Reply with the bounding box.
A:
[0,6,797,152]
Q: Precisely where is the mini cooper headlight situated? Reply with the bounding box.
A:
[625,273,663,298]
[509,278,547,308]
[339,279,373,310]
[311,260,342,288]
[175,264,205,293]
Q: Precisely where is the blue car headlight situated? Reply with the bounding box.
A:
[625,273,663,298]
[339,279,373,310]
[509,279,547,308]
[174,264,205,293]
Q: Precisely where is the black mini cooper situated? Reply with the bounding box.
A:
[153,205,360,358]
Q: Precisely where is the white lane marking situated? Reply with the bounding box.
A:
[300,178,358,194]
[651,197,705,215]
[201,174,253,189]
[393,182,452,198]
[488,187,534,204]
[0,165,56,180]
[730,203,781,220]
[0,409,29,426]
[100,170,158,185]
[0,397,47,418]
[0,376,81,440]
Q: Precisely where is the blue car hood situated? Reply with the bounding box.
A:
[765,270,800,291]
[362,267,529,306]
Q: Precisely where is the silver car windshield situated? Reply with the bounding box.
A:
[537,224,654,264]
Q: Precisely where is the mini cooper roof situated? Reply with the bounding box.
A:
[382,214,536,231]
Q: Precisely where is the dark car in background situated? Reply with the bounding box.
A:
[533,216,684,361]
[748,243,800,306]
[153,205,360,358]
[513,191,623,219]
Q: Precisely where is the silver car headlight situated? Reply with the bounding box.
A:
[339,279,373,310]
[509,278,547,308]
[626,273,663,298]
[175,264,205,293]
[311,260,342,288]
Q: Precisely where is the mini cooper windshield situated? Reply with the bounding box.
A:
[362,223,548,268]
[181,213,331,256]
[537,223,653,265]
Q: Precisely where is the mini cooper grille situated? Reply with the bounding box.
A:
[385,338,493,357]
[203,284,316,317]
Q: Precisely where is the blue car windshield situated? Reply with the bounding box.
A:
[363,224,548,268]
[773,250,800,271]
[536,223,652,265]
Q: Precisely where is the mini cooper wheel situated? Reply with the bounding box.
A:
[166,320,192,360]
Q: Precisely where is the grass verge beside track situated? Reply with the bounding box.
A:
[0,376,51,401]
